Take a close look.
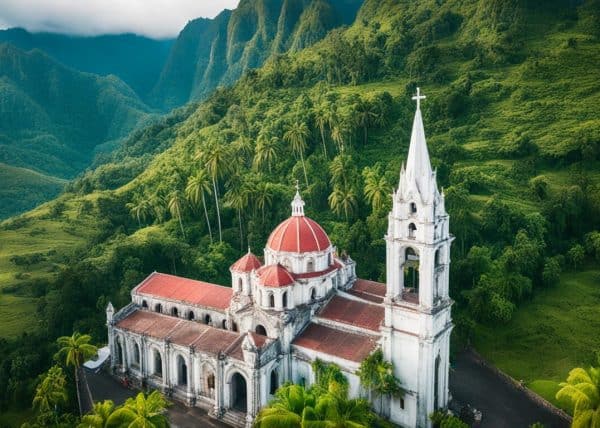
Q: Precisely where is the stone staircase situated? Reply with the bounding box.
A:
[221,409,249,427]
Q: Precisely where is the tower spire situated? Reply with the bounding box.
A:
[405,87,433,195]
[291,180,305,216]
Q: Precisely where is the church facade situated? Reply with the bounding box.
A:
[106,89,453,428]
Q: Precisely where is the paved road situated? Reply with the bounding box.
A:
[85,370,230,427]
[450,351,570,428]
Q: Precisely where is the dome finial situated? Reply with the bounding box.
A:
[291,180,305,217]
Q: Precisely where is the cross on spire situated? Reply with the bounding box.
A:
[412,87,426,110]
[295,179,300,192]
[291,180,305,216]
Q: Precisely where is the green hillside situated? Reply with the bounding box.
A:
[0,43,154,218]
[1,0,600,423]
[151,0,363,109]
[0,28,174,100]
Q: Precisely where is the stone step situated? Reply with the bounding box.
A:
[221,409,249,427]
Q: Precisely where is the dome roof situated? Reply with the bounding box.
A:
[267,216,331,253]
[257,264,295,288]
[230,250,262,273]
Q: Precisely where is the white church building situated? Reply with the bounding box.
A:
[106,89,454,428]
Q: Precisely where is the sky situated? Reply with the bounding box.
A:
[0,0,240,39]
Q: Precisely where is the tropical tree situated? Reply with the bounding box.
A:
[284,121,310,186]
[556,365,600,427]
[195,138,232,243]
[254,383,317,427]
[106,391,169,428]
[168,190,186,238]
[126,198,152,228]
[254,181,275,223]
[224,179,250,250]
[313,102,329,157]
[254,132,281,173]
[357,349,403,416]
[354,98,378,145]
[32,365,68,415]
[329,154,355,188]
[56,332,97,416]
[329,184,358,222]
[363,166,391,212]
[149,193,167,223]
[78,400,115,428]
[185,170,213,243]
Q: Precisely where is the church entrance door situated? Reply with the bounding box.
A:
[230,372,247,413]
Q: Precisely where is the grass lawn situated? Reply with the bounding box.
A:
[474,268,600,412]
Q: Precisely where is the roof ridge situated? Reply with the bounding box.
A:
[223,332,246,356]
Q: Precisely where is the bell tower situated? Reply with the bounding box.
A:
[382,88,454,427]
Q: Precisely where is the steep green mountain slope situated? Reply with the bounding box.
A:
[0,43,153,218]
[0,28,174,100]
[151,0,363,109]
[1,0,600,422]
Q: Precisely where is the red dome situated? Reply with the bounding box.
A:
[231,251,262,272]
[257,264,295,288]
[267,216,331,253]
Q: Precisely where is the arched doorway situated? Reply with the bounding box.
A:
[133,343,140,367]
[270,369,278,395]
[177,355,187,386]
[255,324,267,336]
[116,338,124,366]
[230,373,247,413]
[204,314,212,325]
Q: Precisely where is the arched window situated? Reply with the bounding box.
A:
[237,277,243,292]
[270,369,278,395]
[207,373,215,390]
[255,325,267,336]
[153,350,162,377]
[155,303,162,313]
[282,258,291,270]
[141,300,148,309]
[310,288,316,302]
[408,223,417,238]
[171,307,179,317]
[282,291,288,308]
[435,248,442,267]
[404,247,420,296]
[204,314,212,325]
[269,294,275,308]
[133,343,140,367]
[328,253,333,265]
[187,311,195,321]
[231,322,238,332]
[222,319,227,329]
[177,355,187,386]
[410,202,417,214]
[307,258,314,272]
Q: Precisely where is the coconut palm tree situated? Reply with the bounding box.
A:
[126,198,152,228]
[329,184,358,222]
[254,181,275,224]
[32,365,68,415]
[106,391,169,428]
[254,383,317,427]
[224,180,250,251]
[168,190,186,238]
[355,98,378,145]
[55,332,97,416]
[283,121,310,186]
[149,193,167,224]
[78,400,115,428]
[556,366,600,427]
[254,132,280,173]
[313,102,329,157]
[185,170,213,243]
[329,154,355,188]
[195,140,232,243]
[363,166,391,212]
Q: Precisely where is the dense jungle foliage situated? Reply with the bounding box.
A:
[1,0,600,424]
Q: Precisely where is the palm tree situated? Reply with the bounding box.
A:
[254,383,317,427]
[149,193,167,224]
[107,391,169,428]
[313,102,329,157]
[78,400,115,428]
[56,332,97,416]
[355,98,378,145]
[329,154,354,188]
[224,180,250,251]
[283,121,310,186]
[357,349,403,417]
[363,166,391,212]
[195,140,232,243]
[185,170,213,243]
[168,190,186,238]
[329,184,358,222]
[556,366,600,427]
[254,181,275,223]
[254,132,280,173]
[32,365,68,415]
[126,198,151,228]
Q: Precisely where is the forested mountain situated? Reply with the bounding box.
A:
[1,0,600,425]
[151,0,364,109]
[0,28,174,99]
[0,43,152,218]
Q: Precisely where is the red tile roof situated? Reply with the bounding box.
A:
[292,323,377,363]
[319,295,384,331]
[348,279,387,303]
[293,262,341,280]
[135,272,232,310]
[267,215,331,253]
[230,251,262,272]
[257,264,295,287]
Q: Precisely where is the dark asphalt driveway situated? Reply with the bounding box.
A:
[450,351,570,428]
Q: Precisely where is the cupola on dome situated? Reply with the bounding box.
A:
[257,264,295,287]
[266,189,331,253]
[230,250,262,272]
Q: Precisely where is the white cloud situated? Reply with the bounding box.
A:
[0,0,240,38]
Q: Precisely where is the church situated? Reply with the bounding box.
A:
[106,89,454,428]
